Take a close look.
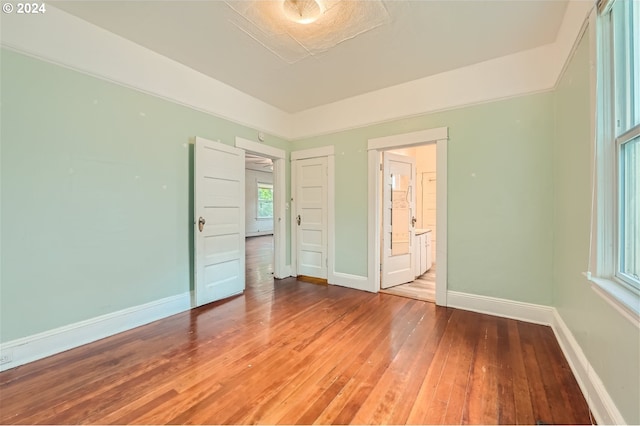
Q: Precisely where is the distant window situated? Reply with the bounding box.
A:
[257,183,273,219]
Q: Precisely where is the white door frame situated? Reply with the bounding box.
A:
[235,137,288,279]
[290,146,335,280]
[367,127,449,306]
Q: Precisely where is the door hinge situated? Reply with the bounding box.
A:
[380,164,383,171]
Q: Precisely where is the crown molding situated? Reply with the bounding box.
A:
[1,2,592,141]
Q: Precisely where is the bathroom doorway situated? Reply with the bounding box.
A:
[366,127,448,306]
[379,144,437,302]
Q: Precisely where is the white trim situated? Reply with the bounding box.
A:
[273,158,287,278]
[0,5,291,139]
[327,154,336,285]
[290,44,557,139]
[246,231,274,237]
[435,138,448,306]
[281,265,292,278]
[1,3,592,142]
[0,292,191,372]
[446,291,554,325]
[290,158,298,277]
[234,137,288,279]
[291,146,335,161]
[329,272,371,292]
[368,150,381,293]
[444,290,627,425]
[235,137,285,160]
[367,128,449,303]
[367,128,449,151]
[288,2,593,140]
[550,1,595,92]
[551,310,627,426]
[588,276,640,327]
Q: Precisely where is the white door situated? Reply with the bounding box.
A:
[295,157,328,279]
[194,137,245,307]
[381,152,416,289]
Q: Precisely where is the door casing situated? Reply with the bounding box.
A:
[367,127,449,306]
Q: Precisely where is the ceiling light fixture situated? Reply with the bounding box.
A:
[281,0,325,25]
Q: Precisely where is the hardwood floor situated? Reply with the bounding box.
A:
[0,236,592,424]
[380,263,436,302]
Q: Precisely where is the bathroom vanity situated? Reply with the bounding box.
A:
[414,229,432,278]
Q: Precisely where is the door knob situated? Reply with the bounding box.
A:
[411,216,417,227]
[198,216,206,232]
[296,215,301,226]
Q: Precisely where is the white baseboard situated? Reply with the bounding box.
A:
[0,286,626,425]
[276,265,292,280]
[550,310,626,425]
[246,231,274,237]
[329,272,373,292]
[446,290,625,425]
[446,290,555,325]
[0,291,192,372]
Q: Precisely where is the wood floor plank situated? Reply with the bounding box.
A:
[518,321,555,425]
[506,320,535,425]
[405,309,466,424]
[245,294,402,425]
[303,299,423,425]
[0,236,593,425]
[349,304,446,425]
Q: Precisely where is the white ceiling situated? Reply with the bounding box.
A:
[53,0,569,114]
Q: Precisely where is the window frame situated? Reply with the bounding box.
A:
[256,182,274,220]
[616,127,640,288]
[591,0,640,323]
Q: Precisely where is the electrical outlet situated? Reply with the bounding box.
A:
[0,351,13,364]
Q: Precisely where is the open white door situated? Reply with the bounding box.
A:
[381,152,416,289]
[295,157,328,279]
[194,137,245,307]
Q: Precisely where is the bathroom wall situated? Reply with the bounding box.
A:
[415,144,437,261]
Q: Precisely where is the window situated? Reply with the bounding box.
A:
[257,183,273,219]
[594,0,640,314]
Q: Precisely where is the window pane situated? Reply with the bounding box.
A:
[619,134,640,289]
[257,184,273,219]
[633,0,640,127]
[613,0,640,133]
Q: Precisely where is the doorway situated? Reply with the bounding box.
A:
[245,153,276,286]
[379,145,437,302]
[367,127,448,306]
[235,137,287,280]
[290,146,336,283]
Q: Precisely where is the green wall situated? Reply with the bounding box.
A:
[0,49,290,342]
[295,93,555,304]
[2,31,637,424]
[553,31,640,424]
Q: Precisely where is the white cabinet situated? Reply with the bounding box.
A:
[414,230,432,278]
[425,231,432,272]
